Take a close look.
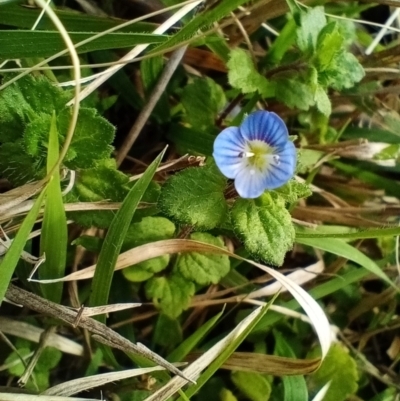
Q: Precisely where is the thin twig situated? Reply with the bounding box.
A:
[116,46,188,165]
[5,284,192,383]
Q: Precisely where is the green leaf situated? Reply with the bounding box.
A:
[158,163,228,230]
[296,6,326,54]
[167,124,216,156]
[227,49,272,97]
[124,216,176,249]
[182,77,226,130]
[274,68,318,110]
[175,232,230,285]
[322,52,364,90]
[231,194,295,266]
[314,85,331,116]
[0,74,67,143]
[307,344,358,401]
[68,159,129,202]
[39,113,68,303]
[273,179,312,203]
[0,141,40,185]
[122,216,175,282]
[88,149,165,319]
[231,371,271,401]
[59,108,115,169]
[153,314,182,348]
[145,273,195,319]
[315,22,345,71]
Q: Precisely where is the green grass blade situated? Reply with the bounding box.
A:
[296,225,400,240]
[167,310,224,363]
[178,302,272,400]
[39,113,68,303]
[0,3,155,32]
[0,189,46,304]
[296,237,394,288]
[0,31,167,59]
[274,331,308,401]
[151,0,254,54]
[88,149,166,318]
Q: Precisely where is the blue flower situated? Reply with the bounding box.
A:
[213,111,296,199]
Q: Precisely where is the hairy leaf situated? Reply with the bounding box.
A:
[231,194,295,266]
[175,232,230,285]
[182,77,226,130]
[145,273,195,318]
[228,49,272,97]
[158,163,228,230]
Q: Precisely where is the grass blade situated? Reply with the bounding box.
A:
[88,148,166,317]
[39,112,68,303]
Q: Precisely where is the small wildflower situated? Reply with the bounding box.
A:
[213,111,296,199]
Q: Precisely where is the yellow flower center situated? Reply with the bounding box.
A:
[240,140,279,174]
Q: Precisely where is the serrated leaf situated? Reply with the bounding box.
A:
[297,6,326,53]
[158,164,228,230]
[145,273,195,318]
[227,49,272,97]
[182,77,226,130]
[65,161,129,228]
[322,52,364,90]
[122,216,175,282]
[275,68,318,110]
[315,22,345,71]
[175,232,230,285]
[307,344,358,401]
[0,141,41,185]
[231,194,295,266]
[273,179,312,203]
[69,159,129,202]
[153,314,182,348]
[123,216,176,249]
[58,108,115,169]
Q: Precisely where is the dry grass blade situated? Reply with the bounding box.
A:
[0,395,101,401]
[0,180,46,214]
[43,365,185,397]
[0,317,83,356]
[35,238,332,359]
[70,303,141,318]
[186,352,321,375]
[143,306,266,401]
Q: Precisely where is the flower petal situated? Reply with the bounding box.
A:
[240,111,288,147]
[213,127,246,179]
[264,141,297,189]
[234,166,267,199]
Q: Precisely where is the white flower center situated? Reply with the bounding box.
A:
[239,140,279,172]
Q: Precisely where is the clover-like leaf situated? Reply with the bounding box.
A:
[182,77,226,130]
[158,163,228,230]
[145,273,195,318]
[297,6,326,54]
[307,344,358,401]
[231,194,295,265]
[227,48,273,97]
[175,232,230,285]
